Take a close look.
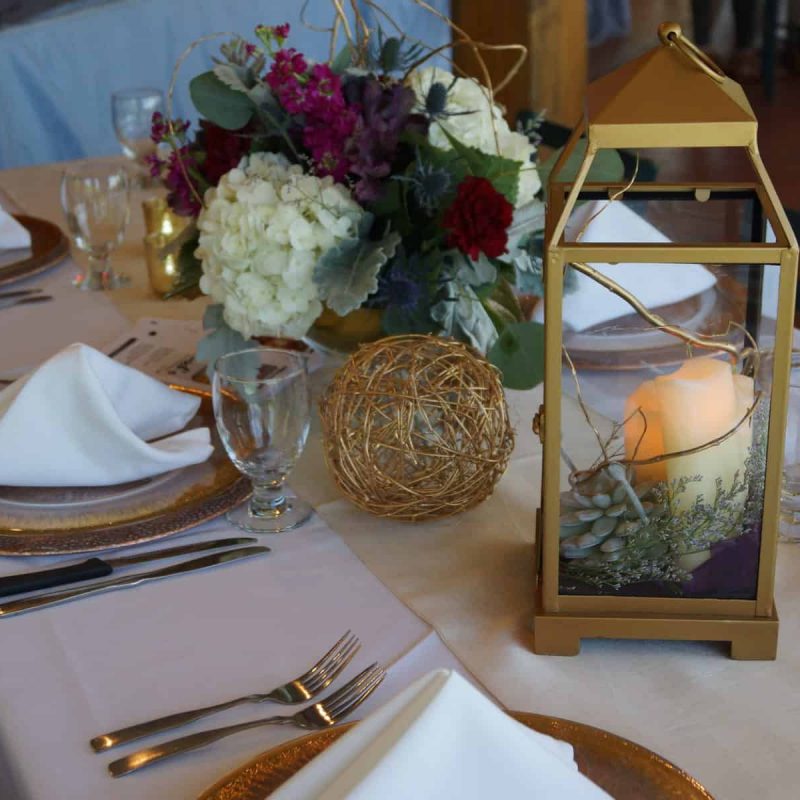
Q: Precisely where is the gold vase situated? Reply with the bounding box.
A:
[306,307,384,354]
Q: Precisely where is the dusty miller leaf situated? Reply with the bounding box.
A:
[213,63,253,93]
[196,304,254,378]
[431,281,498,354]
[314,224,401,316]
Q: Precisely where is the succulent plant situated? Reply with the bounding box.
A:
[559,463,662,563]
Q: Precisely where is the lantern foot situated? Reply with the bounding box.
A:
[730,623,779,660]
[531,618,582,656]
[532,595,779,659]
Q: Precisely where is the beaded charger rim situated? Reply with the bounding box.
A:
[319,335,514,521]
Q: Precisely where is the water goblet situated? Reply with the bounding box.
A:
[213,348,313,533]
[60,163,131,290]
[111,87,163,185]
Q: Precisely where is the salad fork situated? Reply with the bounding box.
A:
[91,630,359,752]
[108,663,386,777]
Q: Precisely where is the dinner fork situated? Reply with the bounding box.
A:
[108,663,386,777]
[91,631,360,752]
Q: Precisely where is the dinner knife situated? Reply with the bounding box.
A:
[0,546,270,618]
[0,537,258,598]
[0,295,52,309]
[0,288,41,300]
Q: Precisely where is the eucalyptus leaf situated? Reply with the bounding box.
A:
[190,71,255,130]
[488,320,545,390]
[537,140,624,199]
[314,228,402,316]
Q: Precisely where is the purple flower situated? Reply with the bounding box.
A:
[265,48,308,114]
[343,78,428,201]
[164,146,202,217]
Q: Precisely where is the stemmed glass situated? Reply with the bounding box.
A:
[111,87,164,185]
[213,348,313,533]
[60,163,131,290]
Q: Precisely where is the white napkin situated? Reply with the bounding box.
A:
[533,201,717,332]
[271,669,611,799]
[0,206,31,250]
[0,344,213,487]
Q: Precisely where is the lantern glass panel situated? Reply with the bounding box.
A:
[558,259,778,599]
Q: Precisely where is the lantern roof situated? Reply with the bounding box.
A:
[585,23,757,149]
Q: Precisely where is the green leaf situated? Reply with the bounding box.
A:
[190,71,254,130]
[196,304,254,378]
[314,224,402,316]
[488,321,545,390]
[441,128,520,205]
[330,44,354,74]
[380,37,403,72]
[537,140,624,200]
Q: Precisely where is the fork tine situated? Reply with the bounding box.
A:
[303,638,361,693]
[326,669,386,722]
[317,664,383,716]
[296,631,355,683]
[313,663,380,709]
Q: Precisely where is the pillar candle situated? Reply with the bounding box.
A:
[623,358,753,509]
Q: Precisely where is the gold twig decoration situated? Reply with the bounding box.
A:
[165,31,240,211]
[569,260,740,359]
[574,154,641,244]
[570,391,762,486]
[563,346,609,461]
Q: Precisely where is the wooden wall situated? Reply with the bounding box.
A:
[451,0,587,127]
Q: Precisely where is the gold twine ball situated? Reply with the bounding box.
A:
[319,335,514,521]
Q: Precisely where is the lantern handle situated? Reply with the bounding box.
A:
[658,22,727,84]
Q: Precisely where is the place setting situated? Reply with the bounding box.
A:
[1,2,799,799]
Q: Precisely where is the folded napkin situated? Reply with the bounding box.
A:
[533,201,717,332]
[0,344,212,487]
[271,669,611,799]
[0,206,31,250]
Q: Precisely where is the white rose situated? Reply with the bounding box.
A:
[410,67,541,206]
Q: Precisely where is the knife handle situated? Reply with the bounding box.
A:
[0,558,112,598]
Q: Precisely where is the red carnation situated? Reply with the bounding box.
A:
[199,120,252,185]
[443,176,513,260]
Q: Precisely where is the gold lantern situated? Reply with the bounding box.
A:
[534,23,798,659]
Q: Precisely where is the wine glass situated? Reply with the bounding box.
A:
[60,163,131,290]
[213,348,313,533]
[111,87,164,185]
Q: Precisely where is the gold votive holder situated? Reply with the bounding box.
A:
[144,232,180,296]
[141,197,189,237]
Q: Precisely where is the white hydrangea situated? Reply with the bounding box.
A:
[410,67,541,206]
[196,152,363,339]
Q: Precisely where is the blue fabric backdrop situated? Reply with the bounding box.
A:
[0,0,450,168]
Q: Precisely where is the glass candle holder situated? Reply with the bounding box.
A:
[143,232,179,296]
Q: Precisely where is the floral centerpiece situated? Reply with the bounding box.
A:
[149,21,552,387]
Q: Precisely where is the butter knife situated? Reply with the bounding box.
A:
[0,546,270,617]
[0,537,258,598]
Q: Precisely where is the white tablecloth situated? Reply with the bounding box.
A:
[1,160,799,800]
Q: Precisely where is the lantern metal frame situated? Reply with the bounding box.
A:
[534,23,799,659]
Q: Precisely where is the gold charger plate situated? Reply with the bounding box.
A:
[0,395,250,555]
[0,215,69,287]
[198,711,714,800]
